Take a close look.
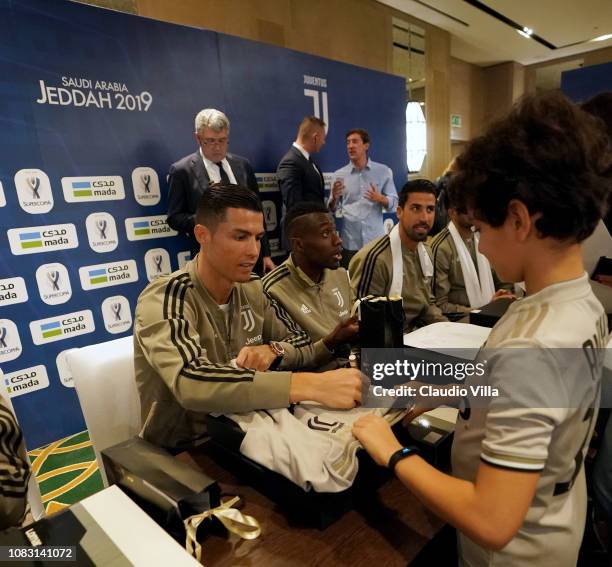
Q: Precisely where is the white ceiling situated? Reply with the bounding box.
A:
[379,0,612,66]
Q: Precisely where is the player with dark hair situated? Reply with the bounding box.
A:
[352,92,611,566]
[349,179,447,330]
[263,202,358,367]
[135,185,363,450]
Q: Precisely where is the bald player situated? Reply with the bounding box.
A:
[349,179,447,331]
[353,92,611,566]
[263,202,358,366]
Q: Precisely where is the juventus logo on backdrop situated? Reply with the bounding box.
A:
[241,308,255,332]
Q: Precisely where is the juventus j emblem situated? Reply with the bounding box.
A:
[241,308,255,332]
[27,176,41,199]
[141,173,151,193]
[47,270,60,291]
[332,288,344,308]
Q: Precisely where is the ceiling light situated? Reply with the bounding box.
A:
[517,26,533,39]
[592,33,612,42]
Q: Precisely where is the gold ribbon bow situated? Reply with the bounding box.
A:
[183,496,261,563]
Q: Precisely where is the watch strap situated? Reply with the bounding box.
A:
[387,446,419,472]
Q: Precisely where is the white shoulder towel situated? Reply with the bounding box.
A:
[447,221,495,308]
[389,223,433,297]
[226,405,405,492]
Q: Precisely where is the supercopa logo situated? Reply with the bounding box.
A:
[35,263,72,305]
[7,224,78,256]
[101,295,132,335]
[144,248,171,281]
[131,167,160,206]
[85,212,118,253]
[14,169,54,214]
[0,320,22,363]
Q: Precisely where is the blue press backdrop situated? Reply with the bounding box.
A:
[0,0,407,449]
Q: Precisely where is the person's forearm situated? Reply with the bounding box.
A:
[393,457,512,550]
[289,372,319,403]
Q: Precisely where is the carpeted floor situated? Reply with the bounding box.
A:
[28,430,103,515]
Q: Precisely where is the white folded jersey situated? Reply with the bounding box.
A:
[226,405,406,492]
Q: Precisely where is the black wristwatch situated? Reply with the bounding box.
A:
[387,446,419,472]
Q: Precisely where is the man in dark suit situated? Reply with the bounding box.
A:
[167,108,275,274]
[277,116,327,213]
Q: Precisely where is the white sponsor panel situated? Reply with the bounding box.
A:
[7,223,78,256]
[0,319,22,363]
[101,295,132,334]
[3,365,49,398]
[14,168,54,214]
[125,215,177,241]
[29,310,95,345]
[144,248,171,281]
[0,181,6,207]
[177,251,191,269]
[262,200,278,231]
[61,175,125,202]
[0,277,28,307]
[131,167,161,206]
[35,263,72,305]
[85,212,118,253]
[56,349,78,388]
[79,260,138,290]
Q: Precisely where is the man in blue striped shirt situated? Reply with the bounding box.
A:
[329,129,398,268]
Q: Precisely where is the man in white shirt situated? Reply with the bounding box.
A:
[167,108,275,273]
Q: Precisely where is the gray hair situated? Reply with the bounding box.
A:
[194,108,230,134]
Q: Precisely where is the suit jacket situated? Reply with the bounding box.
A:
[276,146,325,212]
[166,151,270,257]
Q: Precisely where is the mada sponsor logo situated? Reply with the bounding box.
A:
[101,295,132,334]
[14,169,54,214]
[30,310,95,345]
[56,349,78,388]
[86,212,118,253]
[35,263,72,305]
[144,248,171,281]
[3,365,49,398]
[79,260,138,290]
[125,215,177,241]
[61,175,125,202]
[0,181,6,207]
[131,167,160,206]
[7,223,78,255]
[0,320,22,363]
[177,251,191,269]
[0,277,28,307]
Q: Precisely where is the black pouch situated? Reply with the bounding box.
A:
[356,296,405,349]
